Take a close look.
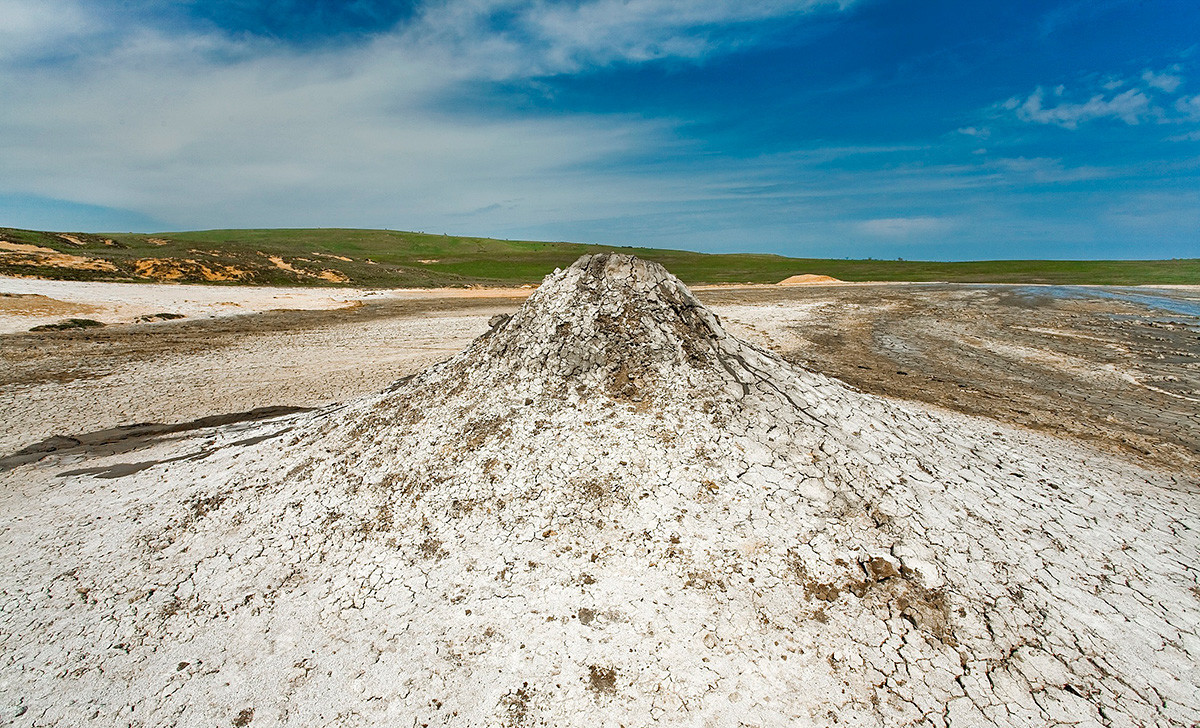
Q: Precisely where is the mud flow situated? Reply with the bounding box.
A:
[698,283,1200,475]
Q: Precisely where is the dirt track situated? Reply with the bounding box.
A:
[2,282,1198,475]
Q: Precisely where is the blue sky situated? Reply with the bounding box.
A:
[1,0,1197,259]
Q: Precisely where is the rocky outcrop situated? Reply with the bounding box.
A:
[0,255,1197,727]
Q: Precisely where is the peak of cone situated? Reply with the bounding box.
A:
[556,253,679,290]
[522,253,709,325]
[455,254,735,400]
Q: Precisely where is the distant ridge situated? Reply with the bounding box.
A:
[1,226,1196,286]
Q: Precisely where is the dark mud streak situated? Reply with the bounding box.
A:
[55,427,295,479]
[58,455,199,480]
[1,408,308,471]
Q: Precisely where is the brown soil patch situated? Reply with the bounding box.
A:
[0,293,97,318]
[134,258,250,282]
[317,269,350,283]
[778,274,841,286]
[2,242,54,255]
[267,255,350,283]
[0,241,119,272]
[56,234,114,247]
[587,666,617,695]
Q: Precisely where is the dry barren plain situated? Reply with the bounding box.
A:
[2,277,1197,477]
[2,261,1200,728]
[1,260,1198,727]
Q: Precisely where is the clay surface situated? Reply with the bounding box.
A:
[1,256,1196,727]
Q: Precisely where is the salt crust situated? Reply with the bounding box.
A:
[1,255,1197,727]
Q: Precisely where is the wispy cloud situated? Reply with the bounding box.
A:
[856,216,956,238]
[0,0,859,232]
[0,0,1196,261]
[1007,86,1152,128]
[0,0,102,61]
[956,126,990,138]
[1142,68,1183,93]
[1177,95,1200,121]
[516,0,854,70]
[1003,67,1194,129]
[984,156,1115,184]
[356,0,859,82]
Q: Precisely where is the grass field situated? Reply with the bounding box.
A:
[2,226,1197,286]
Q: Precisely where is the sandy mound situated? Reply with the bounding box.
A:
[778,273,841,285]
[0,255,1196,727]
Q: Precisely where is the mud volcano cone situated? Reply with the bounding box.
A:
[2,255,1198,727]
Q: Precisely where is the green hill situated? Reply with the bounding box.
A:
[1,226,1196,286]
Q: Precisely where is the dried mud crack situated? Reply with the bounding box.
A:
[0,255,1197,727]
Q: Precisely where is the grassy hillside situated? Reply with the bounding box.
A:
[1,226,1197,286]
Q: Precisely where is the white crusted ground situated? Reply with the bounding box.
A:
[1,255,1197,727]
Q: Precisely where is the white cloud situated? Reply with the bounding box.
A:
[1142,68,1182,93]
[1176,95,1200,121]
[1013,87,1151,129]
[0,0,102,60]
[0,0,862,232]
[986,156,1113,184]
[384,0,857,80]
[520,0,853,70]
[856,216,955,238]
[1004,67,1196,130]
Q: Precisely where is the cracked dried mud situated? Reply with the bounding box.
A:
[1,258,1197,727]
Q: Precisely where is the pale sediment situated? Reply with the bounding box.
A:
[0,255,1196,726]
